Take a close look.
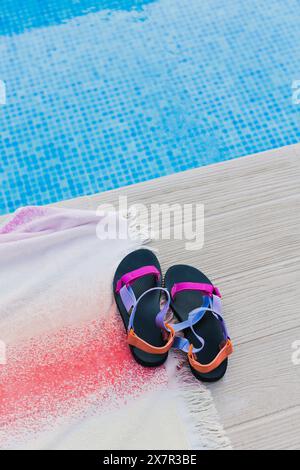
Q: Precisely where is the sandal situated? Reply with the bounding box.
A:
[113,249,174,367]
[165,264,233,382]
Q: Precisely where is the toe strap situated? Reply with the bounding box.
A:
[188,339,233,374]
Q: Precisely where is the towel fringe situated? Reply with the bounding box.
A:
[170,352,232,450]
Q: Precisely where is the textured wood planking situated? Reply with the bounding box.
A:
[228,406,300,450]
[1,144,300,449]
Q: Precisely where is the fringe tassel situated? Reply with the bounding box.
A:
[168,352,232,450]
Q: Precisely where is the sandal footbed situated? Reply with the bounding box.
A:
[113,249,168,367]
[165,265,228,382]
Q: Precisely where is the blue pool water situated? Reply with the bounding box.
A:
[0,0,299,214]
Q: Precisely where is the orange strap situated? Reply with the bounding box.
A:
[188,339,233,374]
[127,324,175,355]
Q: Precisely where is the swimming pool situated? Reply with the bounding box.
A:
[0,0,299,214]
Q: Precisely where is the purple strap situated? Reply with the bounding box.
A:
[115,265,161,293]
[155,291,171,331]
[211,294,229,340]
[117,267,171,333]
[171,282,221,299]
[119,285,136,313]
[127,287,171,333]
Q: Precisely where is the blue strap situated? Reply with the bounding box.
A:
[120,285,171,333]
[171,296,210,353]
[172,296,210,333]
[173,335,204,353]
[172,295,230,354]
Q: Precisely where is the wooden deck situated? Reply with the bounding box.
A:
[2,143,300,449]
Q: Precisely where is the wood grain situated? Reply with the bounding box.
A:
[1,143,300,449]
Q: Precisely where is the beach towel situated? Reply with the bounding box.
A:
[0,206,231,450]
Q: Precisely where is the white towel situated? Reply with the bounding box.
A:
[0,206,231,450]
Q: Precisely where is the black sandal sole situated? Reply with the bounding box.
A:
[165,265,227,382]
[113,249,168,367]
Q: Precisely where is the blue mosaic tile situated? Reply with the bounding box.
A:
[0,0,300,214]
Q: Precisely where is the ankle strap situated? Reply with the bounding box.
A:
[188,339,233,374]
[128,325,175,355]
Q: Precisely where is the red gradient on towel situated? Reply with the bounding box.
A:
[0,309,167,442]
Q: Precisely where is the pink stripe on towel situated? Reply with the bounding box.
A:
[0,310,167,446]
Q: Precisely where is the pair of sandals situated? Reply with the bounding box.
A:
[113,249,233,382]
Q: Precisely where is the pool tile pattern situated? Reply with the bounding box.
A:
[0,0,299,214]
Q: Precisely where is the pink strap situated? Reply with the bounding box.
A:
[115,265,161,293]
[171,282,221,299]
